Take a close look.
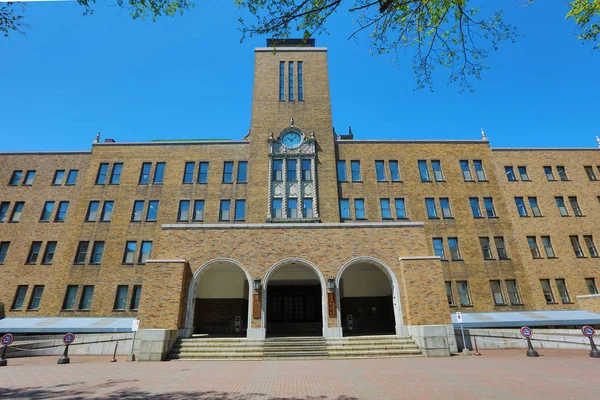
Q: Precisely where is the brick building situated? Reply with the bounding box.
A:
[1,39,599,358]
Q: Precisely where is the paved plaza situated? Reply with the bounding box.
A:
[0,350,598,399]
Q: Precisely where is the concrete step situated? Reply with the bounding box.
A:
[264,351,329,358]
[328,344,419,351]
[176,342,263,348]
[173,347,264,353]
[264,346,328,353]
[328,349,422,356]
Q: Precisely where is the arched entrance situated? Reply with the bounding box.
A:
[185,259,252,337]
[337,257,402,336]
[262,258,327,337]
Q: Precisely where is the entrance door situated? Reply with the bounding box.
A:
[267,285,322,336]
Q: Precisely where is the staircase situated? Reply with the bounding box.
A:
[327,335,423,359]
[263,337,329,360]
[168,337,264,360]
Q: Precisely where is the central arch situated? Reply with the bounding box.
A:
[262,258,327,337]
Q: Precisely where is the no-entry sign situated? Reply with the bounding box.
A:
[62,333,75,345]
[582,326,595,338]
[520,326,533,338]
[1,334,14,346]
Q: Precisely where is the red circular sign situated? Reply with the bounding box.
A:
[62,333,75,344]
[582,326,595,338]
[1,333,14,346]
[520,326,533,338]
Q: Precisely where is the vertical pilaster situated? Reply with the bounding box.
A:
[297,157,303,217]
[282,158,288,218]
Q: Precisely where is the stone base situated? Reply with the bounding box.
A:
[137,329,179,361]
[247,328,266,339]
[323,327,343,338]
[407,324,455,357]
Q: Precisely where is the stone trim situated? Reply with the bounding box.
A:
[576,294,600,299]
[255,47,328,52]
[492,148,597,152]
[93,141,248,147]
[337,140,488,144]
[145,259,187,264]
[398,256,441,261]
[163,222,424,230]
[0,151,91,155]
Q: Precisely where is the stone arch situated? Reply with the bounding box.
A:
[336,256,403,336]
[184,258,253,337]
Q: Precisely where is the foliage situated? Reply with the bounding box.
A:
[566,0,600,49]
[0,3,28,38]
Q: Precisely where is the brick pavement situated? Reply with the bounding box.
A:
[0,350,598,399]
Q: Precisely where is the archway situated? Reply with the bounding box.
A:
[262,258,327,337]
[185,259,252,337]
[337,257,402,336]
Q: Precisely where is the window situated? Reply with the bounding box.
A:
[304,198,313,218]
[86,201,100,221]
[12,286,28,310]
[527,236,540,258]
[238,161,248,183]
[62,286,78,310]
[505,166,516,181]
[193,200,205,221]
[9,170,22,185]
[28,285,44,310]
[219,200,231,220]
[584,166,597,181]
[42,241,57,264]
[273,159,283,181]
[395,198,406,219]
[390,160,401,182]
[66,170,78,185]
[0,241,10,263]
[114,286,128,310]
[297,61,304,101]
[557,166,568,181]
[448,237,461,260]
[55,201,69,222]
[183,162,194,183]
[123,241,137,264]
[139,241,152,264]
[340,199,350,219]
[483,198,496,217]
[287,159,297,181]
[584,236,598,258]
[433,238,446,260]
[152,162,165,184]
[440,198,452,218]
[53,170,65,185]
[380,198,392,219]
[518,166,529,181]
[79,286,94,310]
[97,201,113,222]
[0,202,9,222]
[544,166,556,181]
[336,161,347,181]
[354,199,365,219]
[555,197,569,216]
[460,160,473,181]
[288,61,294,100]
[515,197,528,217]
[425,198,437,218]
[23,170,36,185]
[234,200,246,220]
[40,201,55,221]
[223,161,234,183]
[90,241,105,264]
[541,236,556,258]
[556,279,571,303]
[131,200,144,221]
[26,241,42,264]
[139,162,151,184]
[110,163,123,184]
[376,161,386,182]
[287,198,297,218]
[131,285,142,310]
[418,160,430,182]
[505,280,521,305]
[74,241,89,264]
[10,202,24,222]
[570,236,585,258]
[279,61,285,101]
[301,159,311,181]
[568,196,583,216]
[457,281,471,306]
[432,160,444,181]
[469,198,482,218]
[96,163,109,184]
[177,200,190,221]
[528,197,542,217]
[146,201,158,221]
[495,237,509,260]
[445,282,455,306]
[490,281,505,305]
[480,237,493,260]
[585,278,599,295]
[272,199,282,218]
[351,161,361,181]
[473,160,486,181]
[198,162,209,183]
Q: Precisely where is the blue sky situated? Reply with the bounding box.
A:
[1,1,599,151]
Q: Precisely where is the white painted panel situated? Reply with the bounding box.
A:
[341,269,392,297]
[196,269,248,299]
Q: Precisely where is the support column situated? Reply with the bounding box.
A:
[282,158,287,218]
[311,156,319,218]
[296,157,303,217]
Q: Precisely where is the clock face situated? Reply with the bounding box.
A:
[282,132,302,148]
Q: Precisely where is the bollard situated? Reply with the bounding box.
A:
[0,345,7,367]
[473,336,481,356]
[582,326,600,358]
[58,343,70,364]
[0,333,14,366]
[588,337,600,358]
[525,337,539,357]
[111,342,119,363]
